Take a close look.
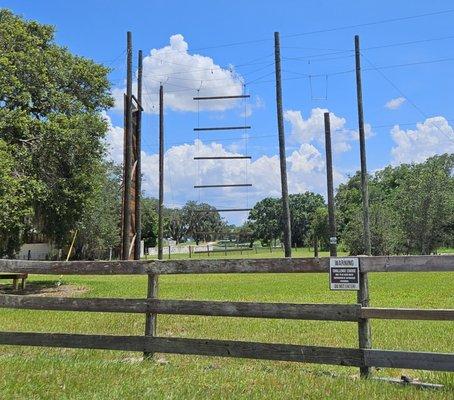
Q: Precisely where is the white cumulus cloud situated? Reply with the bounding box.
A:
[391,116,454,164]
[103,113,124,164]
[104,116,344,210]
[240,96,265,118]
[385,96,406,110]
[112,34,244,113]
[284,107,371,153]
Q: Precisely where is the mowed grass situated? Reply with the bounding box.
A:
[148,246,345,260]
[0,254,453,399]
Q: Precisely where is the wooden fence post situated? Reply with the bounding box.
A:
[144,274,158,359]
[358,258,372,377]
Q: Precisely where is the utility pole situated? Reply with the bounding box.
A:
[324,112,337,257]
[354,34,372,379]
[144,83,163,360]
[274,31,292,258]
[134,50,143,260]
[354,35,371,256]
[157,85,164,260]
[121,31,133,260]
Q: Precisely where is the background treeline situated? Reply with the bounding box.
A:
[141,199,226,248]
[336,153,454,255]
[245,153,454,255]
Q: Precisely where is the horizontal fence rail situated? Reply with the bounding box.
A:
[0,332,363,366]
[0,255,453,374]
[1,255,454,275]
[364,350,454,372]
[360,307,454,321]
[0,332,452,372]
[0,296,360,321]
[1,295,453,322]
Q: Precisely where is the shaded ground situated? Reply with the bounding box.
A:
[0,280,88,297]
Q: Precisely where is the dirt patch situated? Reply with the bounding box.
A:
[0,281,88,297]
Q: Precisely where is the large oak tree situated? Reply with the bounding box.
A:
[0,10,113,256]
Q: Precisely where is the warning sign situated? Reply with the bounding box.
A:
[329,257,359,291]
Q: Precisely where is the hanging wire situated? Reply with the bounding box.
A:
[361,53,454,142]
[309,74,329,100]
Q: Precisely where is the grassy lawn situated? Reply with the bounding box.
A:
[0,257,453,398]
[147,246,345,260]
[148,246,454,260]
[439,247,454,254]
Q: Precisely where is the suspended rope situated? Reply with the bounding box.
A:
[309,74,329,100]
[196,83,202,203]
[243,84,250,210]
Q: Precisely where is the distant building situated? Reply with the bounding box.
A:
[16,231,56,260]
[17,242,55,260]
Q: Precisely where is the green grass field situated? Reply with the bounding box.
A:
[149,246,344,260]
[0,250,453,399]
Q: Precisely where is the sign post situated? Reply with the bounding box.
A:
[329,257,359,291]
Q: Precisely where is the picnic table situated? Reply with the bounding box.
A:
[0,273,28,291]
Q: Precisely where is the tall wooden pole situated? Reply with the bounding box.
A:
[134,50,143,260]
[323,112,337,257]
[354,35,371,256]
[157,85,164,260]
[121,31,133,260]
[354,34,372,378]
[144,271,158,359]
[144,84,163,360]
[274,31,292,258]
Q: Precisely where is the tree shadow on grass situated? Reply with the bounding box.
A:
[0,280,87,297]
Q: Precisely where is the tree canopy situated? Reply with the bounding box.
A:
[248,192,326,247]
[74,162,122,259]
[0,10,113,256]
[336,154,454,255]
[139,199,227,247]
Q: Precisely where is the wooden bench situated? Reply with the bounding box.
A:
[0,274,28,291]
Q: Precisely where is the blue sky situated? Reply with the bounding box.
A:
[4,1,454,223]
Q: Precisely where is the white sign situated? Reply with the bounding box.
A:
[329,257,359,291]
[329,236,337,245]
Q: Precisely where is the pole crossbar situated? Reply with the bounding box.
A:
[194,184,252,188]
[193,95,251,100]
[131,94,144,111]
[194,126,251,131]
[194,156,252,160]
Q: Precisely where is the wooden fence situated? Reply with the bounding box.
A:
[0,255,453,375]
